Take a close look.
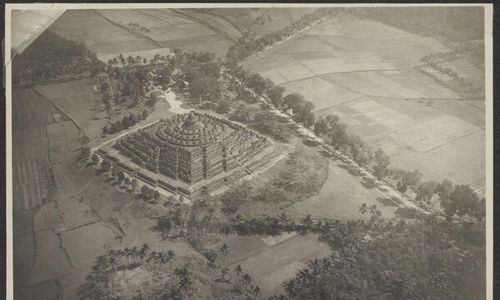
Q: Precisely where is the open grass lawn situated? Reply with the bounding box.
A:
[286,157,398,220]
[244,13,485,196]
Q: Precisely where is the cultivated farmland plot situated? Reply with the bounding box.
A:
[207,8,317,36]
[9,6,489,300]
[217,232,330,297]
[35,78,100,128]
[50,10,159,55]
[94,9,240,57]
[244,13,486,195]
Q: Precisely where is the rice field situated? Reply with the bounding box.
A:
[12,89,54,211]
[12,86,82,211]
[94,9,238,57]
[12,89,62,130]
[440,57,485,87]
[50,10,159,55]
[243,13,485,196]
[35,78,100,128]
[207,8,317,37]
[216,232,331,297]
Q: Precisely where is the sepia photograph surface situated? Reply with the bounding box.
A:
[5,4,493,300]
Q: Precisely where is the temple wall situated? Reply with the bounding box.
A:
[112,112,269,187]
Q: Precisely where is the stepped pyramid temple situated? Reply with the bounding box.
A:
[109,111,269,196]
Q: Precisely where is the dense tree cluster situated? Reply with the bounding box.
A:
[13,30,104,85]
[229,104,294,143]
[314,114,373,167]
[413,179,485,220]
[125,22,151,33]
[225,64,317,129]
[173,50,224,104]
[312,112,484,220]
[277,215,485,300]
[152,181,485,300]
[420,46,483,95]
[78,244,176,299]
[103,111,147,135]
[157,208,483,300]
[141,185,161,201]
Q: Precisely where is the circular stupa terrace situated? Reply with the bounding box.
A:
[154,111,233,148]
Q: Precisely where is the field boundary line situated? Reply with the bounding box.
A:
[31,89,81,131]
[191,9,244,37]
[418,127,483,154]
[92,10,165,49]
[312,95,366,114]
[170,9,238,43]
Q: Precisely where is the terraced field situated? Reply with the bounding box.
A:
[243,13,486,196]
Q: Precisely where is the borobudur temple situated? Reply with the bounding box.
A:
[113,111,269,186]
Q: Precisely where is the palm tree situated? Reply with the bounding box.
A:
[175,267,193,296]
[139,243,150,262]
[159,253,169,271]
[359,203,368,215]
[234,264,243,276]
[253,286,261,297]
[284,279,297,297]
[167,250,175,262]
[131,246,139,264]
[95,255,109,273]
[152,251,162,267]
[241,273,252,286]
[301,214,313,228]
[219,243,230,264]
[368,204,378,216]
[146,251,156,265]
[123,247,131,265]
[231,285,243,297]
[278,212,289,225]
